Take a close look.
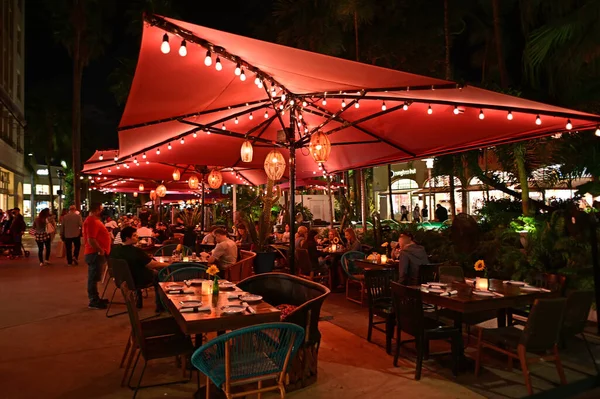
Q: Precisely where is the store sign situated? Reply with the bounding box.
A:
[392,168,416,177]
[37,169,49,176]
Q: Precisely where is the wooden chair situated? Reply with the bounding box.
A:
[365,269,396,354]
[474,298,568,395]
[508,272,568,324]
[106,258,154,318]
[191,322,305,399]
[438,265,465,284]
[296,248,331,287]
[561,290,598,373]
[225,250,256,282]
[341,251,366,304]
[391,282,462,380]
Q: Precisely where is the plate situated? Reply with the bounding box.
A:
[428,282,447,287]
[221,305,245,315]
[520,287,542,292]
[473,291,495,297]
[507,281,527,286]
[428,288,445,294]
[166,284,185,290]
[239,294,262,303]
[180,300,203,307]
[186,279,206,285]
[219,281,235,289]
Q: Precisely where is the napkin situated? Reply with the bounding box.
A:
[492,292,505,297]
[241,302,257,314]
[440,290,458,296]
[227,292,245,299]
[167,290,195,295]
[180,305,211,313]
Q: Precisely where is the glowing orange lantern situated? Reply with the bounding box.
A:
[240,140,253,163]
[264,150,286,181]
[207,169,223,189]
[138,184,144,192]
[149,190,156,200]
[309,131,331,163]
[156,184,167,197]
[133,192,138,198]
[172,168,181,181]
[188,174,200,189]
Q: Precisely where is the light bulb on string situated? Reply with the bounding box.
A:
[281,93,286,102]
[180,137,185,144]
[298,114,303,120]
[355,100,360,109]
[222,123,226,130]
[254,76,260,85]
[234,117,239,124]
[479,109,485,120]
[145,161,149,165]
[264,110,269,119]
[382,101,386,111]
[302,100,307,107]
[257,80,263,89]
[215,57,222,71]
[168,143,172,150]
[204,50,212,66]
[160,34,170,54]
[453,106,459,115]
[234,63,241,76]
[566,119,572,130]
[107,168,111,173]
[535,115,542,125]
[114,155,118,161]
[249,113,253,120]
[595,126,600,136]
[403,102,409,111]
[507,111,513,120]
[116,165,120,169]
[427,105,433,115]
[322,96,327,106]
[99,153,103,160]
[142,152,146,159]
[192,132,197,138]
[178,40,187,56]
[156,147,161,155]
[281,109,285,115]
[279,103,284,110]
[341,99,346,108]
[240,68,246,81]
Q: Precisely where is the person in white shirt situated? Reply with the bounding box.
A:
[136,223,154,240]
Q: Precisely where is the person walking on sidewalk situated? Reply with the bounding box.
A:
[8,207,26,256]
[33,208,52,266]
[83,203,111,310]
[62,205,83,266]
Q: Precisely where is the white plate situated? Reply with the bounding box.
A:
[180,300,203,307]
[473,291,495,297]
[428,288,445,294]
[221,305,244,314]
[219,281,235,288]
[507,281,527,286]
[428,282,447,287]
[520,287,542,292]
[166,284,185,290]
[239,294,262,303]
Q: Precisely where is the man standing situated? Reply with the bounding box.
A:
[435,204,449,222]
[62,205,83,265]
[202,228,238,270]
[83,203,111,309]
[8,208,26,256]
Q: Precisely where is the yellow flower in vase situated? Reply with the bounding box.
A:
[474,260,485,271]
[206,265,220,277]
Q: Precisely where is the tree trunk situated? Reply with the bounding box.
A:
[46,157,55,215]
[449,173,457,219]
[71,0,84,209]
[492,0,510,88]
[387,164,394,220]
[353,170,360,220]
[327,178,334,228]
[514,144,531,215]
[354,11,359,61]
[443,0,452,80]
[359,169,367,232]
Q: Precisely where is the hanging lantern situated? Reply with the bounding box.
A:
[172,168,181,181]
[207,169,223,189]
[240,140,253,163]
[149,190,157,200]
[133,192,138,198]
[156,184,167,197]
[188,174,200,189]
[138,183,144,192]
[309,131,331,163]
[264,150,286,181]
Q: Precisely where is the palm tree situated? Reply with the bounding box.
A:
[491,0,510,88]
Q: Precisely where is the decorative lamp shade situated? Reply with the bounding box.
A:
[264,150,286,181]
[138,183,144,192]
[149,190,157,200]
[188,174,200,189]
[240,140,253,163]
[172,168,181,181]
[133,191,138,198]
[207,169,223,189]
[309,131,331,163]
[156,184,167,197]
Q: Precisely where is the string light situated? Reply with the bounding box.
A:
[595,126,600,137]
[322,96,327,106]
[193,131,197,138]
[507,111,513,120]
[204,50,212,66]
[240,68,246,81]
[116,165,120,169]
[427,105,433,115]
[234,117,239,124]
[160,34,170,54]
[257,79,263,89]
[156,147,161,155]
[178,40,187,57]
[479,109,485,120]
[382,101,386,111]
[290,99,295,106]
[264,110,269,119]
[254,77,261,85]
[403,102,409,111]
[341,99,346,108]
[99,153,103,161]
[271,85,276,95]
[168,143,172,150]
[279,103,284,110]
[142,152,147,159]
[281,94,286,102]
[453,106,459,115]
[215,57,222,71]
[566,119,572,130]
[114,155,118,161]
[302,100,308,107]
[234,63,241,76]
[355,100,360,109]
[535,115,542,125]
[180,137,185,144]
[107,168,111,173]
[222,123,226,130]
[249,113,253,120]
[145,160,149,164]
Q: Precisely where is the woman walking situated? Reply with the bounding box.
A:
[33,208,52,266]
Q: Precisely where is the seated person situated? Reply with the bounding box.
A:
[110,226,168,313]
[201,225,217,245]
[154,222,170,243]
[281,224,290,243]
[104,216,118,230]
[394,232,429,284]
[320,228,341,247]
[295,226,308,249]
[301,229,328,273]
[344,228,362,252]
[202,228,238,271]
[136,222,154,241]
[235,225,253,249]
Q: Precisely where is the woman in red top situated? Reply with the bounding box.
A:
[83,202,112,309]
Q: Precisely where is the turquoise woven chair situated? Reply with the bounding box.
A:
[191,322,305,399]
[158,263,209,282]
[153,244,192,257]
[341,251,367,304]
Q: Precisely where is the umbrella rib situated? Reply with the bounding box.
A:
[232,116,276,168]
[178,120,284,147]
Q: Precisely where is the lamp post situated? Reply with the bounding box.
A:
[424,158,434,220]
[57,169,65,216]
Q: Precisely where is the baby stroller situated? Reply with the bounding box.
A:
[0,233,30,259]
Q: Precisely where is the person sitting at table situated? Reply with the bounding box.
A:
[320,228,341,247]
[301,229,328,273]
[201,225,217,245]
[235,224,253,249]
[110,226,168,313]
[136,222,154,241]
[295,225,308,249]
[281,224,291,243]
[154,222,170,243]
[393,232,429,284]
[344,228,362,252]
[202,228,238,271]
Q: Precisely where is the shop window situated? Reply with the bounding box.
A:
[391,179,418,190]
[23,183,31,195]
[36,184,50,195]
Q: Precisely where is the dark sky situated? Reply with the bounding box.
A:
[25,1,273,161]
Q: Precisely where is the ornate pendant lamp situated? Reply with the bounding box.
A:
[264,150,286,181]
[309,131,331,163]
[138,183,144,192]
[207,169,223,189]
[188,174,200,189]
[172,168,181,181]
[133,192,138,198]
[240,140,253,163]
[156,184,167,197]
[149,190,156,200]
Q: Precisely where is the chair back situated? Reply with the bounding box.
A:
[438,265,464,284]
[225,250,256,282]
[520,297,567,352]
[154,244,192,257]
[191,322,305,389]
[365,269,395,307]
[295,249,313,276]
[120,282,147,355]
[341,251,366,280]
[562,290,594,338]
[533,273,567,295]
[160,265,209,282]
[110,257,137,290]
[417,263,440,285]
[390,281,424,337]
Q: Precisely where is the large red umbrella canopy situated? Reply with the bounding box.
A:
[111,14,600,179]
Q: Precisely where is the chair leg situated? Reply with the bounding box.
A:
[367,310,373,342]
[474,328,483,378]
[385,316,394,355]
[119,333,132,368]
[257,380,262,399]
[553,344,567,385]
[517,345,533,396]
[132,359,148,399]
[415,336,424,380]
[394,322,401,367]
[581,333,600,374]
[205,375,210,399]
[100,276,112,299]
[122,342,138,387]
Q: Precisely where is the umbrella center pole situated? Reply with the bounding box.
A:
[287,120,297,275]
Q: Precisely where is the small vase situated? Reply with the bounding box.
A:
[212,276,219,295]
[475,277,489,291]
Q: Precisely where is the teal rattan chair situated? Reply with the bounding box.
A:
[153,244,192,257]
[191,322,305,398]
[341,251,366,304]
[158,263,209,282]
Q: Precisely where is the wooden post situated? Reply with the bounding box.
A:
[387,164,394,220]
[288,120,297,275]
[328,177,334,228]
[359,169,367,231]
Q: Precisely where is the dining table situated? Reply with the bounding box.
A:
[153,255,208,265]
[354,258,397,272]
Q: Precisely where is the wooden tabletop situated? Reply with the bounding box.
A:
[355,259,397,271]
[414,279,556,314]
[158,282,281,335]
[154,256,208,265]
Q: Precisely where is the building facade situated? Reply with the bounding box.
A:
[23,164,66,223]
[0,0,25,213]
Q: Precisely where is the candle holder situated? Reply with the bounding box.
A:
[475,277,489,291]
[380,255,388,264]
[201,280,212,295]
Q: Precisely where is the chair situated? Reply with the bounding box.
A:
[438,265,465,284]
[341,251,366,304]
[105,258,154,318]
[474,298,568,395]
[153,244,192,257]
[561,291,598,373]
[508,272,568,323]
[365,269,396,354]
[391,281,462,380]
[296,248,330,288]
[225,250,256,282]
[158,263,209,282]
[191,322,305,399]
[121,283,195,399]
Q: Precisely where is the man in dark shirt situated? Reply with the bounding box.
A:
[110,226,167,312]
[8,208,26,255]
[435,204,449,222]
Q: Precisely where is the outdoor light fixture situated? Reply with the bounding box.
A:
[133,157,138,164]
[507,111,513,120]
[355,100,360,109]
[139,184,144,191]
[341,99,346,108]
[178,40,187,57]
[156,184,167,197]
[254,77,261,85]
[156,147,161,155]
[160,33,170,54]
[207,169,223,189]
[204,50,212,66]
[264,150,286,181]
[382,101,386,111]
[427,105,433,114]
[302,100,308,107]
[453,106,459,115]
[116,165,120,169]
[235,117,239,124]
[479,109,485,120]
[172,168,181,181]
[281,93,286,102]
[215,57,222,71]
[234,63,241,75]
[142,152,147,159]
[249,113,253,120]
[241,140,253,162]
[257,80,263,89]
[222,123,226,130]
[188,174,199,189]
[290,99,295,106]
[595,126,600,136]
[168,143,172,150]
[309,131,331,163]
[240,68,246,81]
[279,103,284,110]
[403,102,409,111]
[180,137,185,144]
[133,192,138,198]
[99,153,103,160]
[193,132,197,138]
[566,119,572,130]
[107,168,111,173]
[322,97,327,106]
[264,110,269,119]
[535,115,542,125]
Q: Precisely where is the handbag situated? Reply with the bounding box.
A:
[46,221,56,235]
